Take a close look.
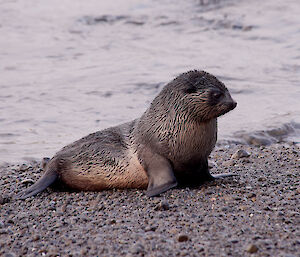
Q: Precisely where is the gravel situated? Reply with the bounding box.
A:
[0,143,299,256]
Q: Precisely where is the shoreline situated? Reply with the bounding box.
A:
[1,142,299,256]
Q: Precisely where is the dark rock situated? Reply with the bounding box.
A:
[154,201,170,211]
[177,235,189,242]
[145,225,157,232]
[230,238,239,243]
[0,195,10,205]
[32,234,40,241]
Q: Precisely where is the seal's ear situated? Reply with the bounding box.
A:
[183,80,197,94]
[144,153,177,197]
[184,86,197,94]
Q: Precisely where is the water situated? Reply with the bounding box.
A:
[1,0,300,163]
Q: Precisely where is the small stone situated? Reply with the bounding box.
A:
[247,193,256,198]
[109,219,116,224]
[231,149,250,159]
[169,228,178,234]
[252,235,262,240]
[145,225,157,232]
[0,195,10,205]
[21,179,35,185]
[130,243,145,254]
[0,229,8,234]
[258,177,266,182]
[154,201,169,211]
[32,235,40,241]
[4,253,16,257]
[242,158,251,163]
[42,157,50,169]
[230,238,239,243]
[223,160,235,167]
[19,164,29,171]
[177,234,189,242]
[208,160,217,168]
[7,219,14,224]
[263,206,272,211]
[245,244,258,253]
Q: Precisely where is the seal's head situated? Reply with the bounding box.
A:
[163,70,237,122]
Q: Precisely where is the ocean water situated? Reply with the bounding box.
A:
[1,0,300,163]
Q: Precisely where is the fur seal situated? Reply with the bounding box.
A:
[17,70,237,199]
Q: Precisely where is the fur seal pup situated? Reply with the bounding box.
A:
[17,70,237,199]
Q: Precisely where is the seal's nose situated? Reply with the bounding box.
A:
[231,101,237,110]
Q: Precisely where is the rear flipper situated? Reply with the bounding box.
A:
[16,168,58,200]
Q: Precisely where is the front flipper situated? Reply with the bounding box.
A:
[198,159,238,182]
[142,151,177,197]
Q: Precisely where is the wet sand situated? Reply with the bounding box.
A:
[1,143,299,257]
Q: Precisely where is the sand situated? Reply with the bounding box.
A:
[0,143,299,257]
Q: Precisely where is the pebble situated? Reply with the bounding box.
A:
[154,201,170,211]
[19,164,29,171]
[0,195,10,205]
[130,243,145,254]
[20,179,35,184]
[223,159,235,167]
[0,144,298,257]
[32,234,40,241]
[231,149,250,159]
[3,253,16,257]
[0,229,8,235]
[252,235,262,240]
[247,193,256,198]
[41,157,50,169]
[245,244,259,253]
[144,225,157,232]
[177,235,189,242]
[208,160,217,168]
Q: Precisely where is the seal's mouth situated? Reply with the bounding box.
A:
[217,101,237,117]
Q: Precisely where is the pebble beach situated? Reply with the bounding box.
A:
[1,143,299,257]
[1,0,300,256]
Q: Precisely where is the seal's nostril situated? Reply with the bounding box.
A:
[232,101,237,109]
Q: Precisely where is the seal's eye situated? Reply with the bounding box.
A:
[212,91,223,100]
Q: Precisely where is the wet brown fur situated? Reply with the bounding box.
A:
[18,70,237,198]
[53,123,148,191]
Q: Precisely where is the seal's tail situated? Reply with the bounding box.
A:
[16,168,58,199]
